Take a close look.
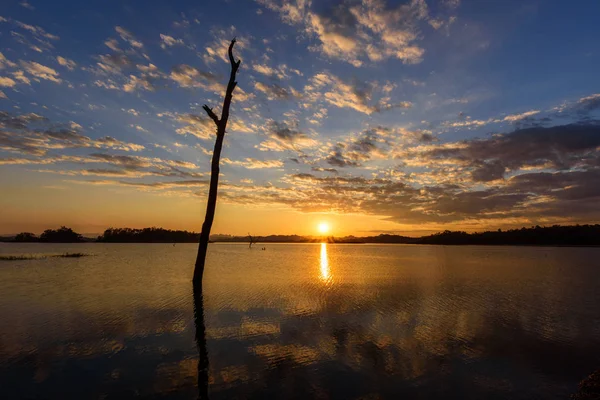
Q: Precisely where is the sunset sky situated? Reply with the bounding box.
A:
[1,0,599,236]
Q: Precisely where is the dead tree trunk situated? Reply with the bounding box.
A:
[194,38,241,285]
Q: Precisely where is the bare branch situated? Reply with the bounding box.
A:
[228,38,239,70]
[202,105,219,126]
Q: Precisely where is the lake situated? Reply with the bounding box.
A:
[1,243,599,399]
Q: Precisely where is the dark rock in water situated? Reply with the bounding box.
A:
[572,370,600,399]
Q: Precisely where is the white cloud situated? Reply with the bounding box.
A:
[56,56,76,70]
[19,1,35,10]
[169,64,223,92]
[304,72,411,115]
[259,0,429,66]
[123,75,154,92]
[0,52,17,69]
[0,77,17,87]
[125,108,139,116]
[502,110,540,122]
[104,38,121,52]
[94,79,119,90]
[20,61,61,83]
[160,34,184,49]
[254,81,300,100]
[115,26,143,49]
[132,124,148,132]
[252,63,301,80]
[12,70,30,84]
[223,157,284,169]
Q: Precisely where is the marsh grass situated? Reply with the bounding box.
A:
[0,253,91,261]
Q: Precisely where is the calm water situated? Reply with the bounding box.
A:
[1,243,599,399]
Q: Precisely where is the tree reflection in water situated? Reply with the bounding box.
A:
[193,284,209,400]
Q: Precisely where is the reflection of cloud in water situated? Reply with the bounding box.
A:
[1,244,600,399]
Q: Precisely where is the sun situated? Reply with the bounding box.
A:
[317,222,330,235]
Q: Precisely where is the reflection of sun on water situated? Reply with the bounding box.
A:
[320,243,332,284]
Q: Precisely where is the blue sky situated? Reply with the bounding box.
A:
[1,0,600,235]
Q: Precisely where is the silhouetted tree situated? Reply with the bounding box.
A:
[39,226,83,243]
[14,232,38,242]
[193,285,209,399]
[194,38,241,285]
[248,233,256,249]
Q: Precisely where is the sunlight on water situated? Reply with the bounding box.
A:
[319,242,332,285]
[1,243,600,399]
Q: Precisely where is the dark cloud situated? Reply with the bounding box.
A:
[170,64,217,82]
[254,81,297,100]
[418,132,436,142]
[312,166,338,174]
[88,153,151,170]
[41,128,89,143]
[0,111,146,155]
[576,94,600,113]
[326,144,360,167]
[270,121,303,141]
[0,111,46,129]
[471,160,505,182]
[325,127,390,168]
[258,121,317,152]
[217,119,600,227]
[423,122,600,178]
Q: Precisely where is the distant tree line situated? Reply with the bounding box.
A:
[6,226,84,243]
[97,227,200,243]
[414,225,600,246]
[2,224,600,246]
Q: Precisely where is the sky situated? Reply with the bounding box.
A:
[1,0,599,236]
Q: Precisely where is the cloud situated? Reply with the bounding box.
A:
[202,27,250,64]
[258,0,430,66]
[56,56,77,70]
[95,136,145,152]
[11,70,30,85]
[258,120,318,152]
[576,93,600,113]
[14,20,59,40]
[254,81,300,100]
[115,26,143,49]
[0,77,17,87]
[252,63,302,80]
[20,61,61,83]
[502,110,540,122]
[163,112,253,140]
[19,1,35,10]
[417,122,600,181]
[71,178,208,190]
[123,74,154,92]
[96,53,133,74]
[104,38,121,52]
[304,73,411,115]
[0,90,6,99]
[160,34,184,49]
[0,111,145,156]
[0,52,17,69]
[131,125,148,133]
[223,157,284,169]
[125,108,139,116]
[173,113,214,140]
[169,64,221,90]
